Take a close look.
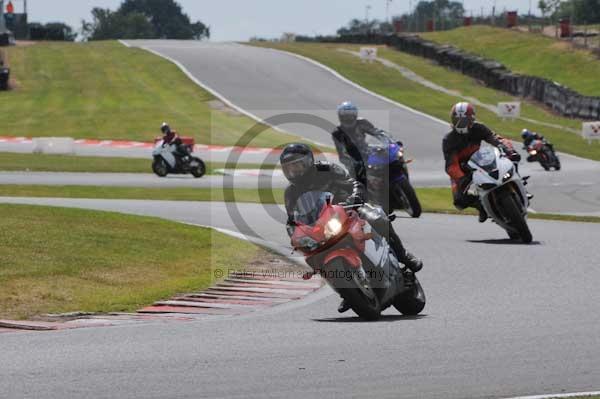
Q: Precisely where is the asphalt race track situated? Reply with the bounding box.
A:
[1,197,599,398]
[1,40,600,399]
[121,41,600,215]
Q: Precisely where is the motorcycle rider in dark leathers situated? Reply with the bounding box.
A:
[331,101,389,182]
[443,102,522,223]
[281,143,423,313]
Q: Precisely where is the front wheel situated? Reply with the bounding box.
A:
[393,276,426,315]
[326,259,381,320]
[499,191,532,243]
[393,179,422,218]
[152,158,168,177]
[190,158,206,178]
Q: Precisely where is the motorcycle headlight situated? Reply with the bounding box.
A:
[529,150,537,155]
[324,217,343,240]
[503,168,514,182]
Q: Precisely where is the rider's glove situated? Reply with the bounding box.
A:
[508,151,522,163]
[347,193,364,206]
[460,161,473,174]
[286,218,296,237]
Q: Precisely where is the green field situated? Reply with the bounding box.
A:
[423,25,600,96]
[1,185,599,224]
[0,204,270,320]
[0,152,274,174]
[0,41,310,148]
[252,42,600,161]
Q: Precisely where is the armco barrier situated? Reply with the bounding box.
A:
[325,33,600,120]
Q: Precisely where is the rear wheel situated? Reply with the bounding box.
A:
[190,158,206,178]
[499,191,532,243]
[327,259,381,320]
[393,179,422,218]
[393,276,426,315]
[152,159,168,177]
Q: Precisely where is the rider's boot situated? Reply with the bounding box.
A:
[400,251,423,273]
[475,203,488,223]
[338,298,351,313]
[389,231,423,273]
[402,267,416,288]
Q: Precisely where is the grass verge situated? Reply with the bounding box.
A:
[0,204,270,320]
[0,41,314,149]
[0,152,275,174]
[251,42,600,161]
[1,185,598,224]
[423,25,600,96]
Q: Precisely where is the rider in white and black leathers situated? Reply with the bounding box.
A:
[331,101,389,182]
[281,143,423,313]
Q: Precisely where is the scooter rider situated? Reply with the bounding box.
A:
[443,102,522,223]
[281,143,423,313]
[161,122,191,165]
[332,101,389,181]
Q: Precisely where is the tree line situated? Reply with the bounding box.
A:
[21,0,209,41]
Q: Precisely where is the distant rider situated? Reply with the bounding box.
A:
[521,129,553,162]
[442,102,521,222]
[331,101,389,181]
[280,143,423,313]
[161,122,191,165]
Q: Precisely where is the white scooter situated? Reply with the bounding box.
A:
[152,140,206,178]
[467,146,532,243]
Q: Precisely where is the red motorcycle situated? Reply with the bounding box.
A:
[290,191,426,320]
[526,139,561,171]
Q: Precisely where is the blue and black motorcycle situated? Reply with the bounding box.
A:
[364,140,422,218]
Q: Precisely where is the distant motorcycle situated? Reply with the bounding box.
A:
[365,140,422,218]
[526,139,560,171]
[291,191,426,320]
[467,146,532,243]
[152,140,206,178]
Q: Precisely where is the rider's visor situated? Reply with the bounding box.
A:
[282,155,311,180]
[454,116,471,130]
[339,113,357,126]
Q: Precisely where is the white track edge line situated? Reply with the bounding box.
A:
[255,45,449,127]
[118,40,328,148]
[503,390,600,399]
[182,222,309,269]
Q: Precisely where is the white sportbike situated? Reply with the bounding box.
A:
[152,140,206,178]
[467,146,532,243]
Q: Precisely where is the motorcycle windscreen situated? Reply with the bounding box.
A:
[470,147,498,172]
[293,191,333,226]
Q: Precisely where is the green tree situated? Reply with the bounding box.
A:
[28,22,77,41]
[118,0,209,39]
[81,0,209,41]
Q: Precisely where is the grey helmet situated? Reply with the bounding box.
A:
[337,101,358,129]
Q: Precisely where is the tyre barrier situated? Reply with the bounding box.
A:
[317,33,600,120]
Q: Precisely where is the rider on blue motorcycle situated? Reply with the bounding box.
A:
[331,101,390,181]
